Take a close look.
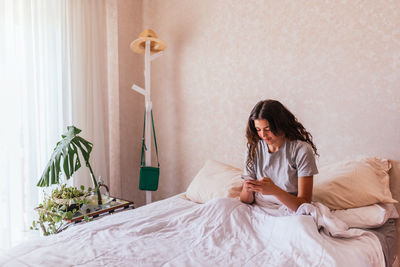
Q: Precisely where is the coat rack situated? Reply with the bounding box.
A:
[130,29,166,205]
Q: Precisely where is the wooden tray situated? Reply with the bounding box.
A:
[65,197,134,223]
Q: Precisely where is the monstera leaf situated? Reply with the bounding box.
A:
[37,126,102,204]
[37,126,89,186]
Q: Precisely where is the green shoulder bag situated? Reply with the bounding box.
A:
[139,110,160,191]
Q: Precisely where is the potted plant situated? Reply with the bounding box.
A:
[31,184,92,235]
[32,126,108,235]
[36,126,103,205]
[51,184,91,208]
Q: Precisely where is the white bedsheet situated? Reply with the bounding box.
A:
[0,195,384,267]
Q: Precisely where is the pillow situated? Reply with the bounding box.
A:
[185,160,243,203]
[313,157,397,210]
[332,203,399,229]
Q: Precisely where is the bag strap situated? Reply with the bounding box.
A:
[150,111,160,167]
[140,110,160,167]
[140,112,146,166]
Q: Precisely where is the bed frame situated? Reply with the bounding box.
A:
[389,159,400,267]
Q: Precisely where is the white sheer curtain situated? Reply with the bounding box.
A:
[0,0,108,251]
[67,0,108,190]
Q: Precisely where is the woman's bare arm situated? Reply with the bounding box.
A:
[246,176,313,211]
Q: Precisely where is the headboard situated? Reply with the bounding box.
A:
[389,160,400,265]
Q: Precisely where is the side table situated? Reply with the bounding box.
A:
[58,197,134,232]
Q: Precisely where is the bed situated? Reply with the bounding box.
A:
[0,157,398,267]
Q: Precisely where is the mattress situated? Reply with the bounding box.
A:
[0,194,394,267]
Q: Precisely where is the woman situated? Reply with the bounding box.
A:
[240,100,319,211]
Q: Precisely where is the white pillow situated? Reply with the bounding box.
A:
[332,203,399,229]
[313,157,397,210]
[185,160,243,203]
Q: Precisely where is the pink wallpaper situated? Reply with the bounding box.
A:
[105,0,146,205]
[140,0,400,200]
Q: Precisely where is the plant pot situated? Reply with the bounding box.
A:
[52,196,86,211]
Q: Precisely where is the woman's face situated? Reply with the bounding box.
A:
[254,119,284,145]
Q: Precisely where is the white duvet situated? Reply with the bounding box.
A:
[0,195,384,267]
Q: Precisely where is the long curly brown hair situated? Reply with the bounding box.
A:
[246,100,318,170]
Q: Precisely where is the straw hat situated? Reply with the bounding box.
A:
[130,29,166,54]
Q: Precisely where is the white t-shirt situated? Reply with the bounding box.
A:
[244,139,318,195]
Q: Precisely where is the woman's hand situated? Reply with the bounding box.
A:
[242,179,254,192]
[246,177,278,195]
[240,179,255,204]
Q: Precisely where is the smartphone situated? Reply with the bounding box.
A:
[241,175,254,181]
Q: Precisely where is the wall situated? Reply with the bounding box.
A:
[106,0,145,206]
[140,0,400,203]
